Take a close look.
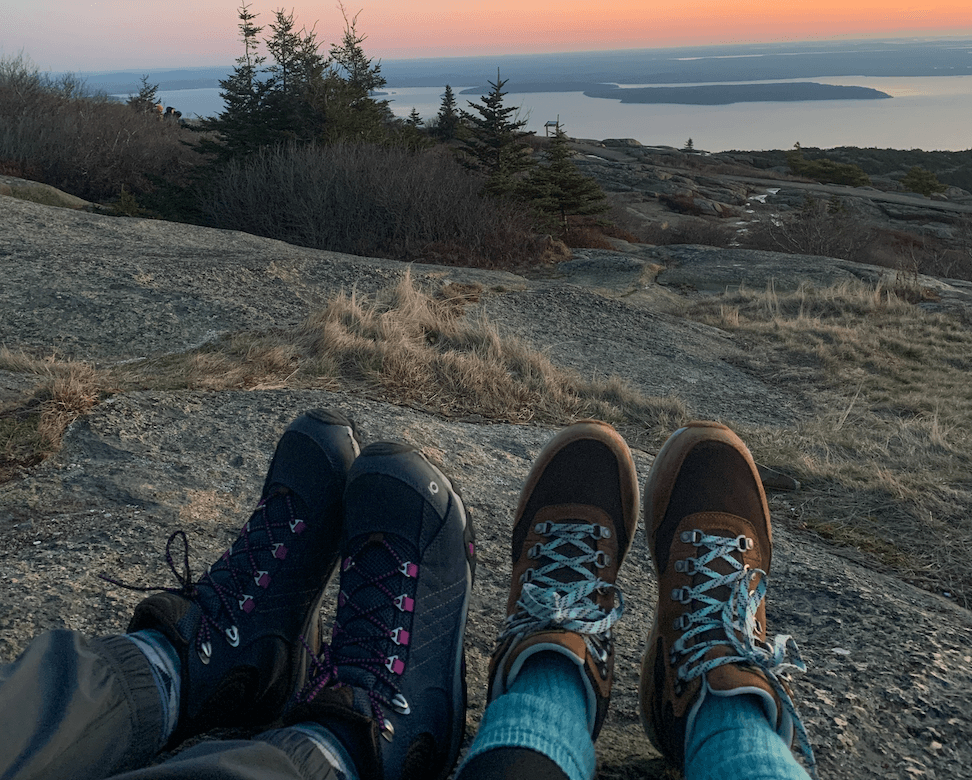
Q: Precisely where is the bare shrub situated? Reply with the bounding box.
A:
[554,215,638,249]
[199,142,540,269]
[0,54,204,201]
[858,227,972,283]
[638,219,736,247]
[606,194,736,247]
[658,193,706,216]
[743,195,873,261]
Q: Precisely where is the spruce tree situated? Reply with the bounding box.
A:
[435,84,460,140]
[313,7,390,143]
[523,129,608,231]
[206,3,270,158]
[127,75,160,114]
[459,71,533,198]
[407,107,422,127]
[262,8,326,143]
[204,4,392,156]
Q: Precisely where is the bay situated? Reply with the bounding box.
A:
[136,75,972,152]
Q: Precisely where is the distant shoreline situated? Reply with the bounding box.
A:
[460,81,892,105]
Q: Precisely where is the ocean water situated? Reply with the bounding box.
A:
[144,75,972,152]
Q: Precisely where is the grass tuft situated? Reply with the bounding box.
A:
[687,279,972,606]
[0,348,103,481]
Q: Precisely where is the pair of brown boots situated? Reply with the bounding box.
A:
[488,420,814,775]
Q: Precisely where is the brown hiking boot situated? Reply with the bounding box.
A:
[488,420,639,738]
[639,422,817,777]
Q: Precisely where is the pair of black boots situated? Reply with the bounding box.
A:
[129,410,475,780]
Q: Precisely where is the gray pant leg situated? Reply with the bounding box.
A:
[0,629,165,780]
[104,730,343,780]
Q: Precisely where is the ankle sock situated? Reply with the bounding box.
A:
[123,629,181,743]
[459,651,596,780]
[685,692,811,780]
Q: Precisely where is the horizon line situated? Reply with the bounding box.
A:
[53,33,972,76]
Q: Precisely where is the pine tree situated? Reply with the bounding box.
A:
[901,165,947,196]
[459,71,534,198]
[127,75,160,114]
[312,6,390,143]
[407,107,422,127]
[523,129,608,231]
[206,3,271,158]
[435,84,460,140]
[262,8,326,143]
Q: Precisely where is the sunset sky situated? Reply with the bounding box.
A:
[4,0,972,72]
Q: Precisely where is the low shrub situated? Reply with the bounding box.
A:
[636,219,736,248]
[899,165,947,196]
[742,196,874,261]
[0,54,204,201]
[199,142,541,269]
[786,147,870,187]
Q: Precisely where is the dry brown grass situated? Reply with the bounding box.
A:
[0,348,103,481]
[2,273,687,483]
[152,270,687,434]
[686,280,972,606]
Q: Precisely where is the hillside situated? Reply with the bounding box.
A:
[2,170,971,779]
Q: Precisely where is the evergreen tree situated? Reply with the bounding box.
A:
[407,107,422,127]
[523,129,608,231]
[206,3,271,158]
[435,84,460,140]
[127,75,160,114]
[312,7,390,143]
[682,137,694,152]
[459,71,534,198]
[900,165,947,196]
[204,4,392,157]
[262,8,326,143]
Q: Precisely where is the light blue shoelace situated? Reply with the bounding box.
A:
[499,521,623,662]
[672,530,818,780]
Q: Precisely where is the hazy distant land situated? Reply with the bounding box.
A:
[77,37,972,97]
[75,37,972,148]
[459,82,892,105]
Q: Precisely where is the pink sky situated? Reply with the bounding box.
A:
[3,0,972,72]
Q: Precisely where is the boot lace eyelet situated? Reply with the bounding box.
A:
[680,529,703,545]
[675,557,697,575]
[671,586,693,604]
[735,534,754,551]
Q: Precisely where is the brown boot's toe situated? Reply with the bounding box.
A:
[488,420,639,739]
[639,422,817,777]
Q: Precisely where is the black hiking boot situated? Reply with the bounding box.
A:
[126,409,360,745]
[284,442,476,780]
